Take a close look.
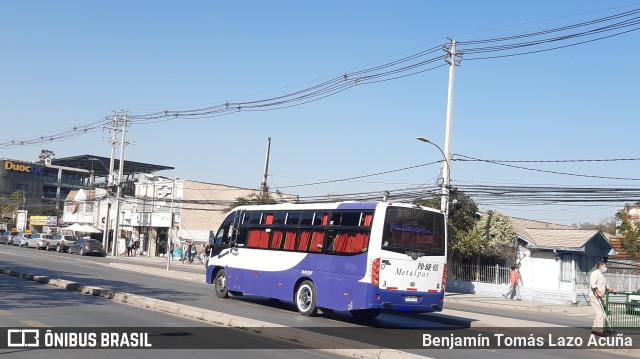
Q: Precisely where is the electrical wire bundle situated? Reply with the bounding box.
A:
[1,7,638,148]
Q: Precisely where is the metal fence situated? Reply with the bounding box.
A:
[606,292,640,328]
[447,261,511,284]
[575,271,638,293]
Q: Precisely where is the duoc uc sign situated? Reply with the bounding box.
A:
[4,161,45,175]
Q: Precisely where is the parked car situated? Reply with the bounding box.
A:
[26,233,53,249]
[48,234,78,252]
[0,230,9,244]
[68,238,106,256]
[6,231,20,245]
[16,233,32,247]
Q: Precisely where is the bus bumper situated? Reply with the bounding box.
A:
[366,288,445,312]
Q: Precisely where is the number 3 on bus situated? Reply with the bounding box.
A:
[205,201,447,320]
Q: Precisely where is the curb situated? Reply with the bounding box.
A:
[0,267,429,359]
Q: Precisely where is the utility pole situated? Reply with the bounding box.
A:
[441,38,462,216]
[260,137,271,196]
[112,112,128,256]
[102,113,119,251]
[167,177,175,271]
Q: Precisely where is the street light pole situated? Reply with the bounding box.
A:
[416,137,451,216]
[167,177,176,271]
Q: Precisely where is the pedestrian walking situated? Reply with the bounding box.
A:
[202,242,212,265]
[126,238,133,257]
[503,265,521,300]
[133,240,140,257]
[181,242,188,264]
[590,259,617,336]
[188,242,196,264]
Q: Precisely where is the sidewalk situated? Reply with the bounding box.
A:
[106,253,207,273]
[444,292,592,315]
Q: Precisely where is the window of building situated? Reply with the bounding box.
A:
[561,254,573,282]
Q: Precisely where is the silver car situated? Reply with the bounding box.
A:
[26,233,53,249]
[0,231,18,245]
[14,233,32,246]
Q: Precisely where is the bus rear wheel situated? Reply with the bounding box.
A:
[295,280,318,316]
[350,309,381,321]
[214,269,229,298]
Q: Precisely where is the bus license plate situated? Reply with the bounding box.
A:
[404,296,418,303]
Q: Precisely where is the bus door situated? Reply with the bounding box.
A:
[224,210,245,292]
[212,212,236,256]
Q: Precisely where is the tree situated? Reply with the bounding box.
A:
[38,149,55,164]
[615,205,640,261]
[223,190,285,212]
[414,188,479,260]
[573,217,617,235]
[0,191,25,224]
[471,210,517,259]
[452,210,517,281]
[30,206,61,217]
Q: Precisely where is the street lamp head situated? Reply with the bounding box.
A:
[416,136,432,144]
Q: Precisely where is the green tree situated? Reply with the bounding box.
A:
[30,206,61,217]
[223,190,285,212]
[0,191,25,225]
[38,149,55,164]
[615,206,640,261]
[0,195,11,219]
[472,210,517,259]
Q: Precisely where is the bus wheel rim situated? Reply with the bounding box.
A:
[298,285,312,311]
[217,275,226,292]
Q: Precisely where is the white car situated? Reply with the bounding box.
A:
[627,292,640,315]
[26,233,53,249]
[15,233,32,246]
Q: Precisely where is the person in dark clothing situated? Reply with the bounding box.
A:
[187,242,196,264]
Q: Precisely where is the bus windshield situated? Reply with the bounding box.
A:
[381,207,445,255]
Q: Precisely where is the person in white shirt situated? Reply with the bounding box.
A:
[589,260,617,336]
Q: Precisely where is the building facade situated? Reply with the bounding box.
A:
[1,158,89,210]
[130,175,296,257]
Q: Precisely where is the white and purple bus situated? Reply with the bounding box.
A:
[206,201,447,319]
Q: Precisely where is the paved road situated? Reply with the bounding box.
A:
[0,274,347,359]
[1,245,636,359]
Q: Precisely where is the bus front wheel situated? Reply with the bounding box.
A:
[295,280,318,316]
[214,269,229,298]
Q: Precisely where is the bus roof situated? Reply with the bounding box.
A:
[231,201,437,212]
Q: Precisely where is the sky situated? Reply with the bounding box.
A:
[1,1,639,226]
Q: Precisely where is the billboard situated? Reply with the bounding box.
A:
[29,216,58,226]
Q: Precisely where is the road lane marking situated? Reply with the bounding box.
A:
[20,320,50,328]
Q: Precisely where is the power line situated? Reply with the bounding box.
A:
[3,7,638,148]
[454,154,640,181]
